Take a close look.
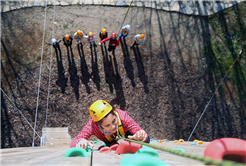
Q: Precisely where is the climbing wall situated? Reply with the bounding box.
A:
[1,140,209,166]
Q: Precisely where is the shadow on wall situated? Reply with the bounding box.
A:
[133,2,246,140]
[91,45,101,91]
[55,46,68,93]
[78,45,91,94]
[102,44,114,94]
[204,6,246,138]
[1,40,35,148]
[120,38,136,88]
[66,46,80,100]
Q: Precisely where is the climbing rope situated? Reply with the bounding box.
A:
[115,125,245,166]
[32,0,48,147]
[1,88,41,139]
[44,0,57,147]
[187,50,243,141]
[117,0,134,36]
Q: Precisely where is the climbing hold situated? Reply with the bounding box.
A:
[197,141,204,144]
[166,148,186,154]
[165,141,170,143]
[137,145,159,157]
[110,144,119,151]
[98,145,106,150]
[204,138,246,164]
[158,139,166,143]
[179,139,184,142]
[150,139,155,142]
[193,139,198,142]
[86,145,94,152]
[115,140,142,154]
[191,142,198,145]
[100,142,106,145]
[98,142,107,150]
[64,147,90,157]
[99,147,111,154]
[120,154,170,166]
[93,140,102,144]
[156,139,160,142]
[172,141,178,143]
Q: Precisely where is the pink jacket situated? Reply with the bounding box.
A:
[70,108,147,147]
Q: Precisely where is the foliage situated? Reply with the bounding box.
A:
[206,1,246,105]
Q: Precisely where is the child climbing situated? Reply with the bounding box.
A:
[119,24,130,39]
[85,32,97,48]
[48,38,61,55]
[99,32,119,53]
[63,34,73,48]
[99,28,108,41]
[73,30,84,47]
[130,34,145,48]
[99,28,108,47]
[70,100,150,150]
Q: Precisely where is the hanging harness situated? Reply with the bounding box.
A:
[76,33,82,39]
[109,37,117,46]
[137,37,143,44]
[123,29,128,35]
[105,111,125,142]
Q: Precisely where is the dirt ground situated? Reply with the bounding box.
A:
[1,5,245,148]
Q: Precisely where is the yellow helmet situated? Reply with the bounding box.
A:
[77,30,82,36]
[140,34,145,39]
[102,28,106,33]
[65,34,70,40]
[88,32,93,36]
[89,100,113,122]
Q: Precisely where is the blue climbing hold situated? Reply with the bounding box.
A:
[93,140,102,144]
[150,139,155,142]
[191,142,198,145]
[64,147,90,157]
[165,141,170,143]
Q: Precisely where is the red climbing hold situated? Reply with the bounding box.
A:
[110,144,119,151]
[115,140,142,154]
[204,138,246,164]
[99,147,111,154]
[98,145,105,150]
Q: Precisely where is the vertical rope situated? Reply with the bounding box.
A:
[187,50,243,141]
[117,0,134,36]
[32,0,48,147]
[44,0,56,146]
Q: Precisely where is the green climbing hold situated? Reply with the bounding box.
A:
[64,147,90,157]
[120,154,170,166]
[166,148,186,154]
[137,145,159,157]
[100,142,106,147]
[86,145,94,152]
[93,140,102,144]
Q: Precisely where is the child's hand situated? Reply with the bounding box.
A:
[128,130,147,141]
[76,138,94,150]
